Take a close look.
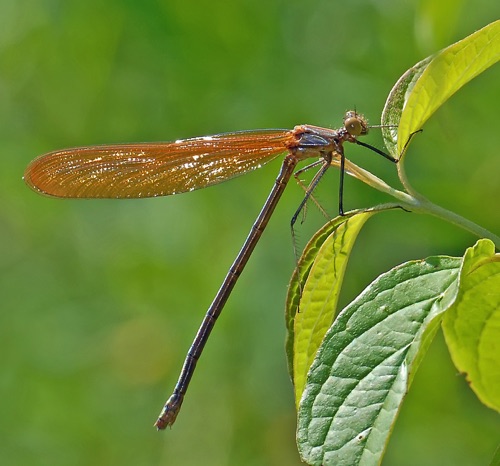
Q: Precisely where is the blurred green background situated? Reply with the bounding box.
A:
[1,0,499,465]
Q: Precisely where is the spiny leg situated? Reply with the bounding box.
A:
[290,153,333,268]
[293,159,330,224]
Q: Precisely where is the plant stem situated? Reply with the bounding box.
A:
[396,157,420,198]
[411,198,500,248]
[397,159,500,247]
[341,157,500,249]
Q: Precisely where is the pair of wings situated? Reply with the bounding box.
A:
[24,130,297,199]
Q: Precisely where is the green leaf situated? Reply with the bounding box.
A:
[442,239,500,412]
[286,211,376,408]
[381,20,500,159]
[285,212,358,380]
[297,256,461,466]
[379,56,431,158]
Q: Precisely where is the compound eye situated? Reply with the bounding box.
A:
[344,117,363,136]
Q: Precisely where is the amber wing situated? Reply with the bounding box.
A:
[24,130,294,199]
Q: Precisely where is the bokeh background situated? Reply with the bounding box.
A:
[1,1,499,465]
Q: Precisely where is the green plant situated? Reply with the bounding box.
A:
[287,20,500,466]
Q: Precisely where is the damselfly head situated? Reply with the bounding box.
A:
[343,111,369,137]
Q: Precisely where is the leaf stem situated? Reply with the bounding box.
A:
[340,158,500,249]
[396,157,420,198]
[410,198,500,248]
